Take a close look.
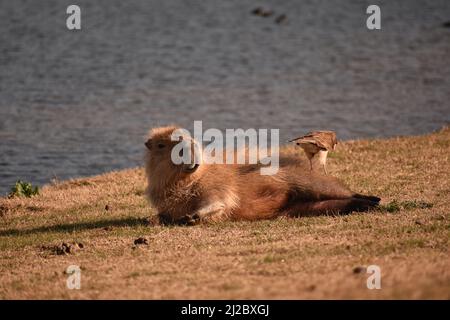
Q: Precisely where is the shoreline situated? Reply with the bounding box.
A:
[2,126,449,199]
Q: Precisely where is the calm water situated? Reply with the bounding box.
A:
[1,0,450,195]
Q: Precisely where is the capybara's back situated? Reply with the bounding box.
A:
[231,155,380,220]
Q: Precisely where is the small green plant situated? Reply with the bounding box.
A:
[402,200,433,210]
[381,200,402,213]
[379,200,433,213]
[9,180,39,198]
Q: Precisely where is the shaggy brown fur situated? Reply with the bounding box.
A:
[145,126,380,224]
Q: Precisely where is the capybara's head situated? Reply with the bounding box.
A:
[145,126,202,185]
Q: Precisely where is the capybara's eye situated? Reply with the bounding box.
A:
[158,143,165,149]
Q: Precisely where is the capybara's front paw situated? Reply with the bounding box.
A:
[157,212,174,225]
[180,213,201,226]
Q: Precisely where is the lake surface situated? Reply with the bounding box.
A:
[1,0,449,195]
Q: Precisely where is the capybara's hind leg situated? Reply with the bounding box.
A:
[284,198,379,217]
[352,193,381,203]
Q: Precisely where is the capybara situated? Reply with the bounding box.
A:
[145,126,380,224]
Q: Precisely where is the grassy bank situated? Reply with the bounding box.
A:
[0,128,449,299]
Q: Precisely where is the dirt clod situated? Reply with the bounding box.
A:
[43,242,84,255]
[134,237,149,245]
[353,266,366,274]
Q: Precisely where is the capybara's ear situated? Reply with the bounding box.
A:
[145,139,152,150]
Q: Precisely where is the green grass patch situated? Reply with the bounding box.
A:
[379,200,433,213]
[8,180,39,198]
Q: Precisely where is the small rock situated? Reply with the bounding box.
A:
[353,266,366,274]
[134,237,149,245]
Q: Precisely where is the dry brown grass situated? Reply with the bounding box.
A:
[0,127,449,299]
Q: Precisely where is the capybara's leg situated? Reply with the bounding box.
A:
[352,193,381,203]
[284,198,379,217]
[193,201,228,222]
[177,202,228,225]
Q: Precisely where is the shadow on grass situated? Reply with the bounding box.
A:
[0,217,150,237]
